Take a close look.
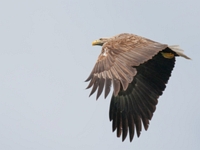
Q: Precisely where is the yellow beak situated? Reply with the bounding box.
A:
[92,40,102,46]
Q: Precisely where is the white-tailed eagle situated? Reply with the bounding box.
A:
[85,33,190,142]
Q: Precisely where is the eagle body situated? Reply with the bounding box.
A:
[86,33,190,142]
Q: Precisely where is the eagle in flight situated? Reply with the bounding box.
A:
[85,33,190,142]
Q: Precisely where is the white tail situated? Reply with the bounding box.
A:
[168,45,191,59]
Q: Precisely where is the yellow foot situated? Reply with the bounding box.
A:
[161,52,175,59]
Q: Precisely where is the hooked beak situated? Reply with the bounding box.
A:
[92,40,102,46]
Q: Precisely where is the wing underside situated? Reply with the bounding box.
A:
[109,51,175,141]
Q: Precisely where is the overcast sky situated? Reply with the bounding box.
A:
[0,0,199,150]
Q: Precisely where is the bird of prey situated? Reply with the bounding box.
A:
[85,33,190,142]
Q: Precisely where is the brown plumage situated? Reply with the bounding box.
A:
[85,33,190,142]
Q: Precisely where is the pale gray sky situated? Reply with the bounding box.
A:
[0,0,199,150]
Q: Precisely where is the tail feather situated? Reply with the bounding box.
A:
[168,45,191,59]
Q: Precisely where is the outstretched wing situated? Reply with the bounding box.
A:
[109,50,175,141]
[85,34,168,99]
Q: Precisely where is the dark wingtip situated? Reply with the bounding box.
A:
[137,131,141,137]
[130,136,133,142]
[86,85,91,90]
[96,95,99,100]
[85,78,90,82]
[85,75,92,82]
[122,134,127,142]
[89,92,93,97]
[122,137,125,142]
